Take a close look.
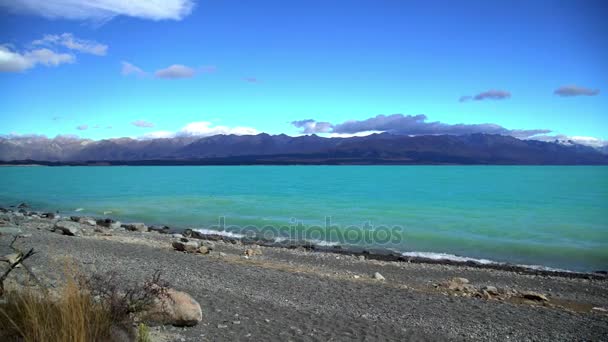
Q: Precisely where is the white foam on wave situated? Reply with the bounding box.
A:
[401,251,573,273]
[75,208,84,212]
[401,251,496,265]
[194,229,245,239]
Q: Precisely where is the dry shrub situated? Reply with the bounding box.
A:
[0,276,112,342]
[0,264,169,342]
[79,270,170,324]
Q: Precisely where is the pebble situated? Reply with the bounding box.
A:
[373,272,385,281]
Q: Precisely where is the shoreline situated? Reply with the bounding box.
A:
[2,203,606,279]
[2,203,608,340]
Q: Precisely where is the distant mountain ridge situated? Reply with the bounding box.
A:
[1,133,607,165]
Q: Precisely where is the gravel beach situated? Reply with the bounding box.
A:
[1,209,607,341]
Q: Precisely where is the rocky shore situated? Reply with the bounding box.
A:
[1,204,607,341]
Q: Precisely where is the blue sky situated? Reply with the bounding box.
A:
[0,0,606,144]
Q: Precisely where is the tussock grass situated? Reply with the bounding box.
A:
[0,276,113,342]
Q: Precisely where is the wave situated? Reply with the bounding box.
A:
[194,228,245,239]
[401,251,572,272]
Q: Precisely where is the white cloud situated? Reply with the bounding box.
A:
[76,124,89,130]
[0,45,74,72]
[139,122,259,140]
[179,122,258,137]
[121,61,147,77]
[132,120,155,128]
[155,64,196,79]
[327,131,383,138]
[141,131,175,139]
[529,134,608,148]
[0,0,195,22]
[33,33,107,55]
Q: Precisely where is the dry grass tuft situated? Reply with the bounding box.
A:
[0,275,113,342]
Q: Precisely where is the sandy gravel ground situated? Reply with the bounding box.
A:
[1,215,607,341]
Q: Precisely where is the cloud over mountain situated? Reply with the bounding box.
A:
[292,114,550,139]
[0,0,195,22]
[142,121,259,139]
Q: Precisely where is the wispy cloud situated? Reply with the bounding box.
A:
[155,64,196,79]
[460,89,511,102]
[292,114,551,139]
[32,33,107,55]
[0,45,74,72]
[554,85,600,97]
[121,61,147,77]
[244,77,259,83]
[76,124,89,131]
[131,120,155,128]
[1,33,106,73]
[0,0,195,22]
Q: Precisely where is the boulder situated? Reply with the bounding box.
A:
[96,218,122,229]
[198,246,210,255]
[481,285,499,296]
[244,248,262,257]
[149,225,171,234]
[143,288,202,327]
[17,203,29,209]
[53,221,82,236]
[79,217,97,226]
[521,291,548,301]
[446,277,475,292]
[373,272,385,281]
[122,223,148,232]
[172,240,200,253]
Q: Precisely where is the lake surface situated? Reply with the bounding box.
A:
[1,166,606,272]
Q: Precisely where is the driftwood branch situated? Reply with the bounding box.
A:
[0,248,36,297]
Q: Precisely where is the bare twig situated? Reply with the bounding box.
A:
[0,248,36,297]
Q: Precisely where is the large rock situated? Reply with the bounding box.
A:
[96,218,122,229]
[79,217,97,226]
[373,272,386,281]
[122,222,148,232]
[172,240,200,253]
[143,288,202,327]
[53,221,82,236]
[149,225,171,234]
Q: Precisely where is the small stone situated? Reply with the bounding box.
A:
[172,233,184,239]
[451,277,469,284]
[232,321,241,325]
[122,223,148,232]
[481,285,499,296]
[592,307,607,313]
[244,248,262,257]
[198,246,210,255]
[521,291,549,301]
[353,275,361,279]
[373,272,385,281]
[218,252,227,257]
[217,324,228,329]
[358,255,365,261]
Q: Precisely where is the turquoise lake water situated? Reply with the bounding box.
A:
[0,166,606,272]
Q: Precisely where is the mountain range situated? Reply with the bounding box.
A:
[1,133,607,165]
